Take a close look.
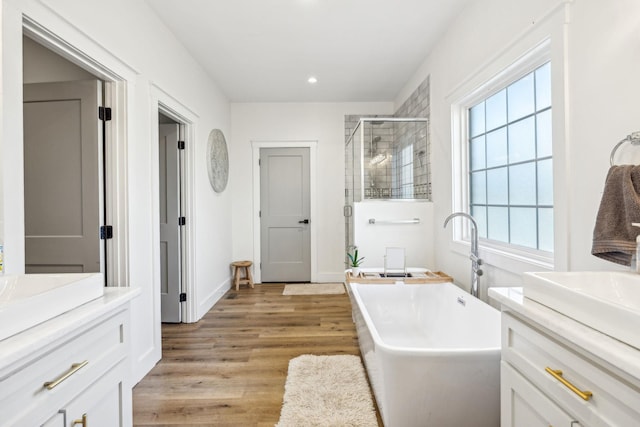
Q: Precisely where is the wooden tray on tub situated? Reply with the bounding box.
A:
[345,271,453,285]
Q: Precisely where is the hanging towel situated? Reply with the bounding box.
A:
[592,165,640,266]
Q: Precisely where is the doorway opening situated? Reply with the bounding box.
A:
[158,112,187,323]
[21,18,131,286]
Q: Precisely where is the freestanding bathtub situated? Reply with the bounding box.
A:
[349,282,501,427]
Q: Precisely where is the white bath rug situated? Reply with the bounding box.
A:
[276,354,378,427]
[282,283,345,295]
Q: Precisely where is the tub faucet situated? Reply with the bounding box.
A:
[443,212,483,298]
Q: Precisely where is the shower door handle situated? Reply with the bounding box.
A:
[298,219,310,224]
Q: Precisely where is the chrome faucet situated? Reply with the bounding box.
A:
[443,212,483,298]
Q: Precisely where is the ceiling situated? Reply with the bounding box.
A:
[145,0,473,103]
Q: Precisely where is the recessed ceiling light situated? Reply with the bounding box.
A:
[307,76,318,84]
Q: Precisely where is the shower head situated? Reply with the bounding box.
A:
[369,135,382,155]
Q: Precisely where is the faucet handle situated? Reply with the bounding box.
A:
[470,253,483,265]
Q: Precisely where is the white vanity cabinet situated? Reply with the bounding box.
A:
[489,287,640,427]
[0,288,138,427]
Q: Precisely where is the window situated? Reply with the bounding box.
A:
[468,62,553,253]
[398,145,414,198]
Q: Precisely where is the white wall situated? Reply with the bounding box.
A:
[354,201,434,269]
[396,0,640,299]
[566,0,640,270]
[1,0,231,383]
[230,102,393,282]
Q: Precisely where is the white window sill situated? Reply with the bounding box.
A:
[451,239,554,275]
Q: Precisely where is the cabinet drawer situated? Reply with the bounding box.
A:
[503,313,640,427]
[502,361,580,427]
[0,309,127,427]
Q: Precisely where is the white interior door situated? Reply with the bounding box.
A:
[260,147,311,282]
[23,80,102,273]
[159,123,181,322]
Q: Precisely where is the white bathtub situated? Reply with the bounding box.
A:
[349,282,501,427]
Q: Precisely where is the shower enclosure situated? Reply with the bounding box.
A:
[344,117,429,255]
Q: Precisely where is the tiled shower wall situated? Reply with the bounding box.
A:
[344,75,431,200]
[394,76,430,199]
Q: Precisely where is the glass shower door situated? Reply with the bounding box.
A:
[345,129,355,263]
[345,120,363,263]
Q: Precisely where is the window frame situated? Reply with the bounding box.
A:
[451,39,555,269]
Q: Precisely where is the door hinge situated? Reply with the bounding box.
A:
[178,217,186,226]
[98,106,112,121]
[179,293,187,302]
[258,158,261,166]
[259,210,261,218]
[178,140,185,150]
[100,225,113,240]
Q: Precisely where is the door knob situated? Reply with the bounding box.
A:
[298,219,310,224]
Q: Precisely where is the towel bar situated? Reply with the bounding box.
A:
[610,131,640,166]
[368,218,420,225]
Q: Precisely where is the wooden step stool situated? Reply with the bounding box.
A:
[231,260,254,291]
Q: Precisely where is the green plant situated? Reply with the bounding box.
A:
[347,247,365,267]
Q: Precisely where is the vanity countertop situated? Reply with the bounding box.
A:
[0,287,140,373]
[489,287,640,383]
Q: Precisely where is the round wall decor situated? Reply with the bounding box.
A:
[206,129,229,193]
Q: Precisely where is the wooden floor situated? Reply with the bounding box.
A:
[133,283,382,426]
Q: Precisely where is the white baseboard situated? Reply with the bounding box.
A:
[133,345,160,385]
[196,277,231,321]
[315,272,347,283]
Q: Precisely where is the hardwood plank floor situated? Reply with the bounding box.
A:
[133,283,382,426]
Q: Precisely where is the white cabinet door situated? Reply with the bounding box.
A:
[65,363,126,427]
[502,362,580,427]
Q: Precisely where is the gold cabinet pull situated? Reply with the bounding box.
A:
[545,367,593,401]
[72,413,87,426]
[43,361,89,390]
